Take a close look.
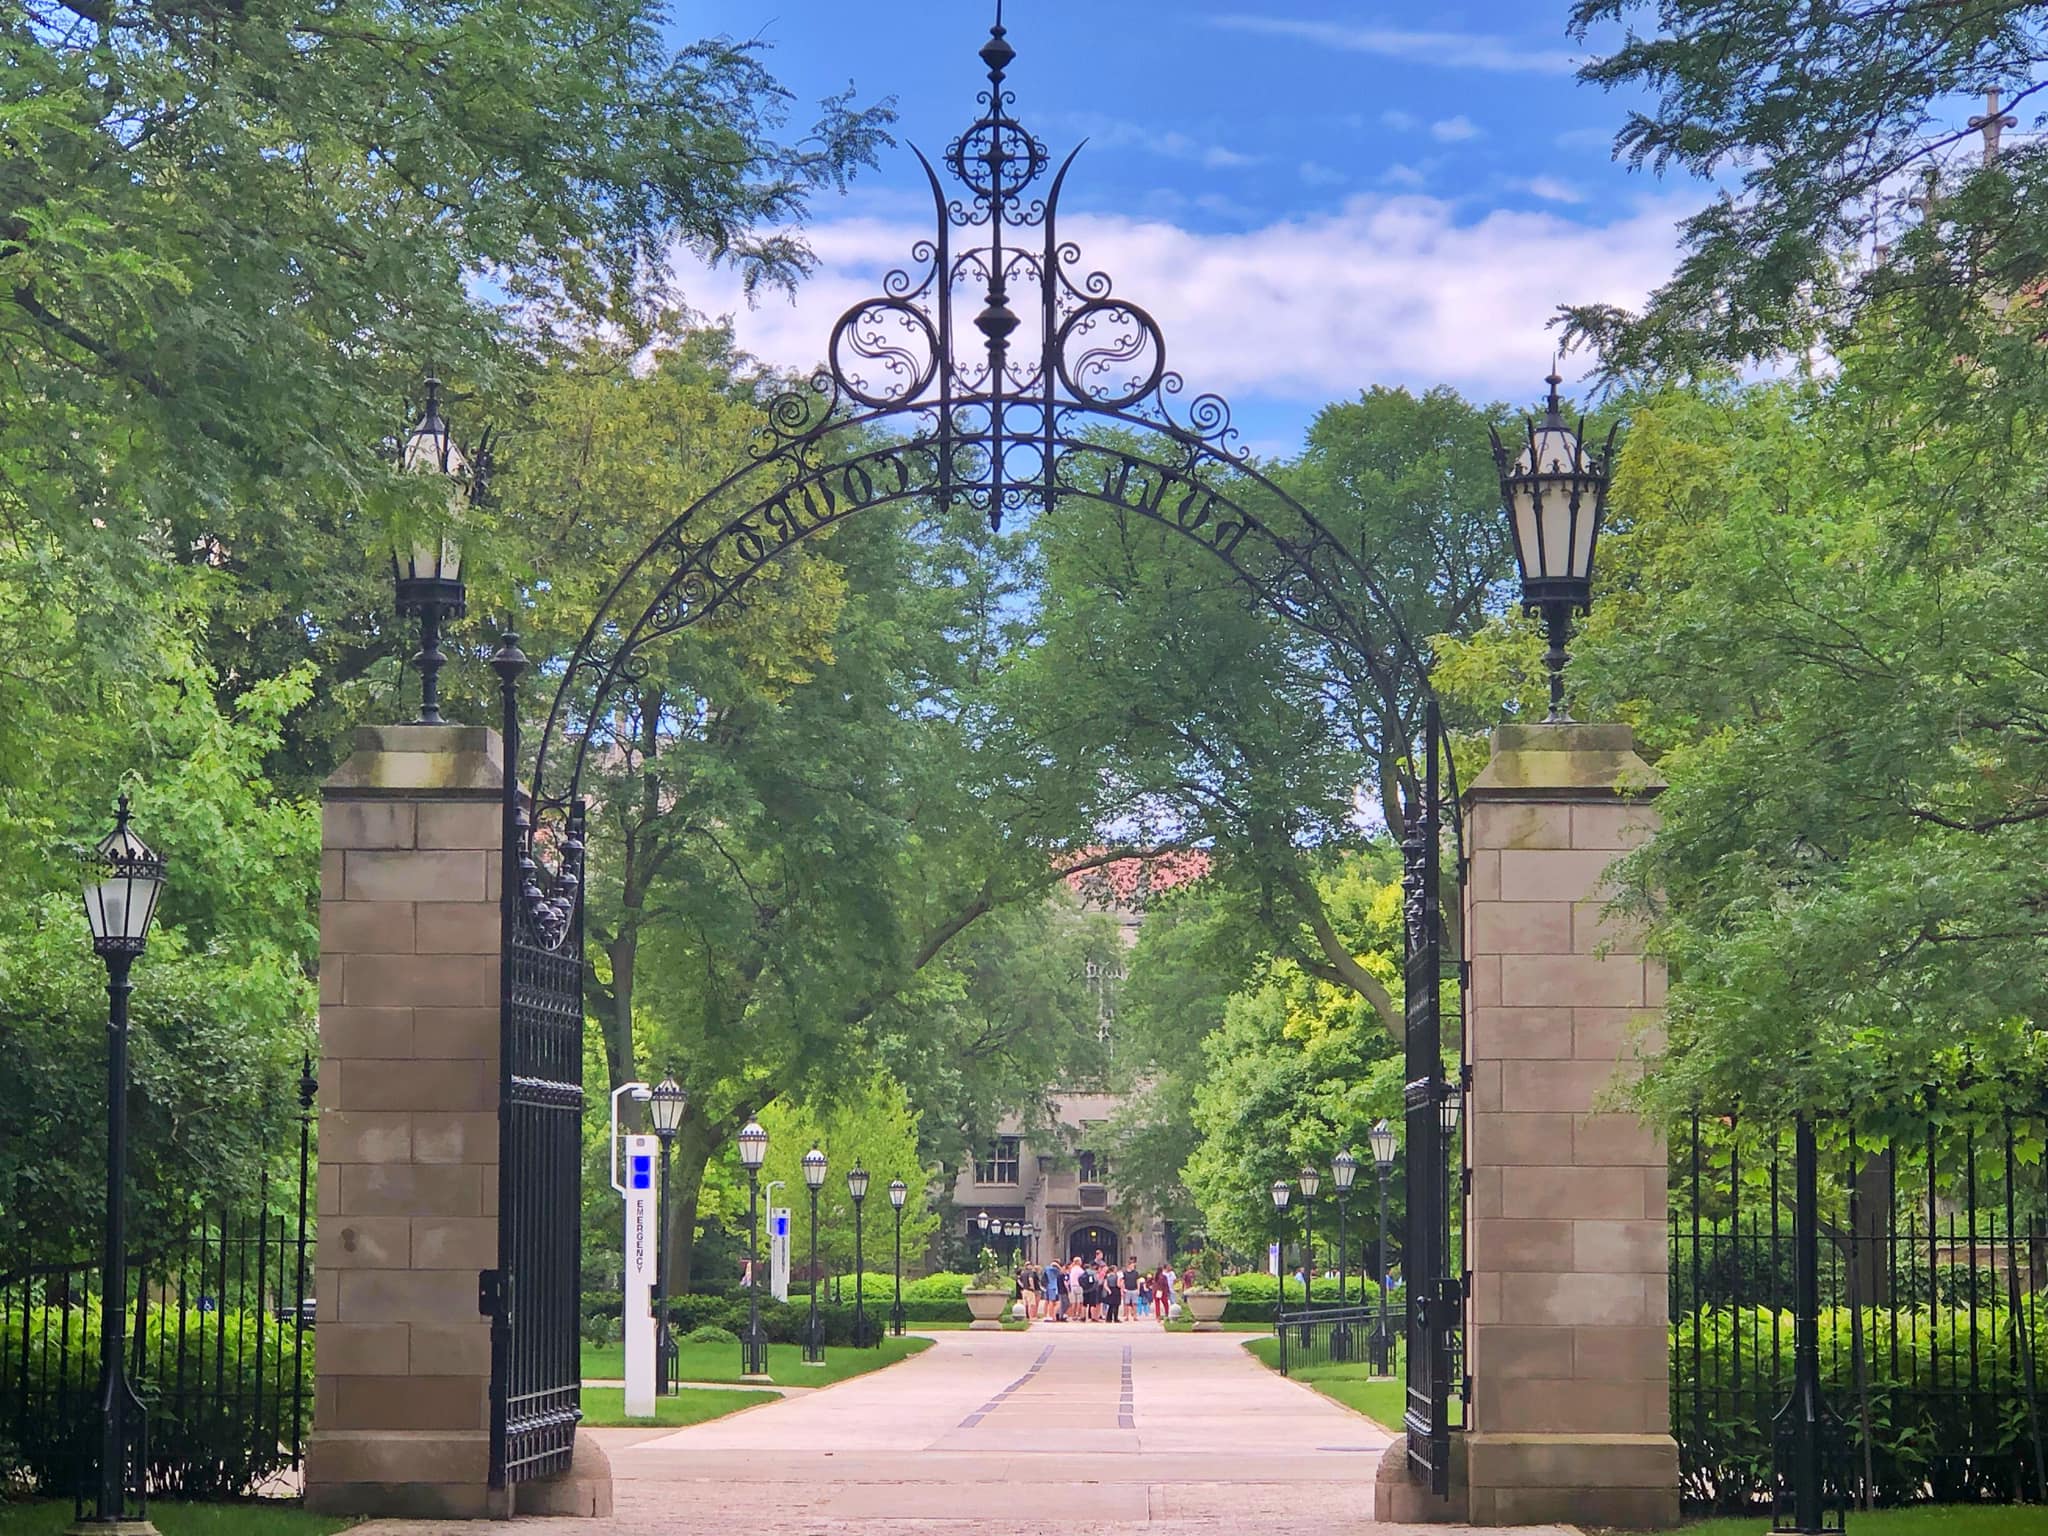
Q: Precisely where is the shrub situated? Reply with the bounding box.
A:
[1672,1296,2048,1512]
[904,1272,975,1301]
[0,1301,313,1499]
[682,1324,737,1345]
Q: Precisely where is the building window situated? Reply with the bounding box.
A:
[976,1137,1020,1185]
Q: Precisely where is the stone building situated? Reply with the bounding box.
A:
[945,849,1208,1270]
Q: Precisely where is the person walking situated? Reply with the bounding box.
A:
[1121,1262,1140,1322]
[1152,1264,1173,1324]
[1045,1256,1065,1322]
[1104,1262,1122,1323]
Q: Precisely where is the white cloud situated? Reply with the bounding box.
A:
[1431,115,1482,143]
[1203,144,1260,169]
[1298,161,1347,186]
[1522,175,1585,204]
[1208,15,1581,75]
[1381,163,1428,188]
[1555,125,1617,152]
[672,193,1694,409]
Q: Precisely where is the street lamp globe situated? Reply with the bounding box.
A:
[1332,1148,1358,1194]
[649,1075,687,1140]
[738,1120,769,1171]
[888,1178,908,1209]
[1368,1118,1397,1171]
[1297,1164,1321,1201]
[1269,1179,1291,1211]
[802,1145,828,1190]
[975,1209,990,1233]
[1488,368,1616,722]
[1439,1085,1463,1138]
[393,377,488,727]
[847,1164,870,1203]
[83,796,166,957]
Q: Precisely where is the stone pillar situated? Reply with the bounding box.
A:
[1459,722,1678,1527]
[305,724,506,1519]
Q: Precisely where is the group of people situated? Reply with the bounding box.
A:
[1019,1252,1177,1323]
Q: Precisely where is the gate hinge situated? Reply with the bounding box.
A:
[479,1268,506,1320]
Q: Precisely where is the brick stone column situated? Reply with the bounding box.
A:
[304,724,506,1519]
[1460,721,1677,1527]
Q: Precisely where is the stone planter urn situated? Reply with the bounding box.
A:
[1182,1289,1229,1332]
[965,1289,1010,1330]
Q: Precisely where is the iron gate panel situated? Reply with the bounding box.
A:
[489,645,587,1490]
[1403,700,1455,1495]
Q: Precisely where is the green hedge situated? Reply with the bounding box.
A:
[654,1289,970,1340]
[1673,1299,2048,1511]
[0,1302,312,1498]
[1212,1272,1392,1322]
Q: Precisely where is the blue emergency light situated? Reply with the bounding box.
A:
[630,1152,653,1191]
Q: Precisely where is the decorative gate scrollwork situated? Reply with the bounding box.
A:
[489,7,1458,1493]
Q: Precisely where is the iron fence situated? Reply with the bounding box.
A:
[0,1071,315,1508]
[1672,1110,2048,1515]
[1276,1302,1408,1377]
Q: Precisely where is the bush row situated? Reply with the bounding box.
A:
[0,1303,311,1498]
[1673,1299,2048,1511]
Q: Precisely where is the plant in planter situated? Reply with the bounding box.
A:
[964,1246,1012,1330]
[1181,1247,1230,1332]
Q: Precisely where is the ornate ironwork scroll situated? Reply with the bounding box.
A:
[507,9,1435,942]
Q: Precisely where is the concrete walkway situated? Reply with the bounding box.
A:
[355,1324,1574,1533]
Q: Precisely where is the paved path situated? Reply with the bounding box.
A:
[357,1325,1572,1534]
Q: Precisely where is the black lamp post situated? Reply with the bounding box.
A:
[1488,369,1614,722]
[394,377,491,727]
[888,1179,908,1337]
[1269,1178,1291,1332]
[1331,1149,1358,1361]
[801,1146,827,1365]
[1297,1164,1320,1308]
[1368,1118,1398,1374]
[848,1164,872,1348]
[737,1119,770,1377]
[648,1074,686,1395]
[81,795,167,1532]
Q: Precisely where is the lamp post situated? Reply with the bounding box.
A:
[1269,1179,1291,1334]
[1368,1118,1397,1374]
[1297,1164,1320,1308]
[1489,368,1614,722]
[80,795,167,1533]
[800,1146,827,1365]
[393,377,491,726]
[1331,1149,1358,1361]
[737,1120,770,1378]
[848,1164,872,1348]
[648,1075,686,1395]
[888,1179,908,1337]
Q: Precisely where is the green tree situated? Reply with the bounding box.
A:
[756,1072,938,1283]
[1565,0,2048,376]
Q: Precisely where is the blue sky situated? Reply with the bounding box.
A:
[677,2,1694,455]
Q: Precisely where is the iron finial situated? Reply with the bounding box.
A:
[1542,361,1565,426]
[981,3,1015,83]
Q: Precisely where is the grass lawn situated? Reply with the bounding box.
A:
[1659,1512,2048,1536]
[1242,1335,1455,1432]
[580,1333,932,1386]
[579,1385,777,1428]
[1162,1319,1278,1333]
[0,1503,355,1535]
[906,1318,1029,1330]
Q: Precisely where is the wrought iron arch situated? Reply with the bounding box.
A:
[514,10,1442,893]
